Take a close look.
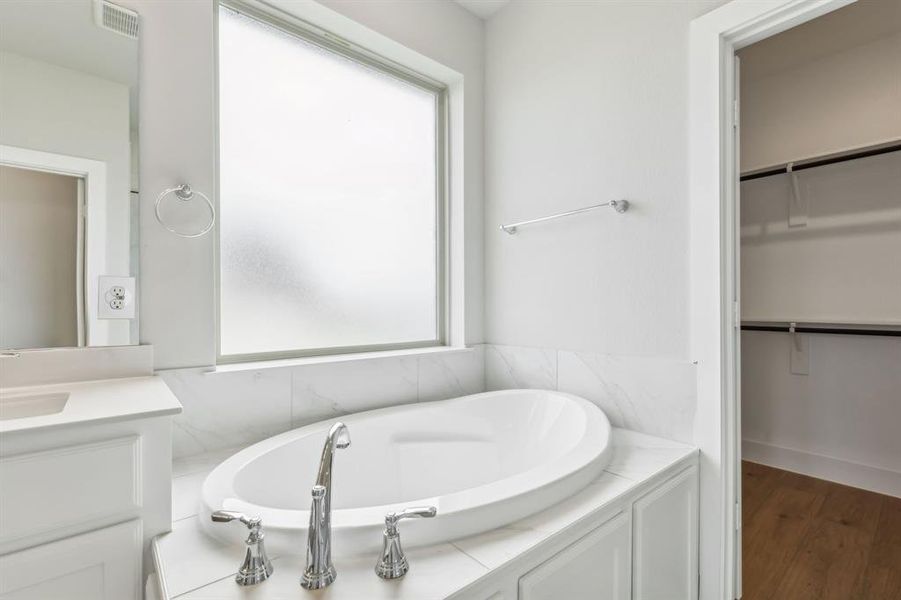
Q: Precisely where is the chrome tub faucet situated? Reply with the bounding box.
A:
[300,421,351,590]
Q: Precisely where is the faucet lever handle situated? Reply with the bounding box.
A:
[211,510,273,586]
[376,506,437,580]
[211,510,260,531]
[385,506,437,533]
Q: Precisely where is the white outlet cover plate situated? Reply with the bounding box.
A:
[98,275,136,319]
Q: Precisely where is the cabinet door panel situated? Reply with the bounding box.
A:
[633,466,699,600]
[0,519,142,600]
[0,436,140,546]
[519,512,630,600]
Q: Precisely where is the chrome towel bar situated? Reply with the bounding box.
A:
[499,200,629,235]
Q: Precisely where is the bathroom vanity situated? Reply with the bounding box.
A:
[0,375,182,600]
[153,428,698,599]
[0,1,175,595]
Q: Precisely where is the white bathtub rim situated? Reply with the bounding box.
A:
[200,389,612,552]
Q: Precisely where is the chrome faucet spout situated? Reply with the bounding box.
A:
[314,422,351,488]
[301,422,350,590]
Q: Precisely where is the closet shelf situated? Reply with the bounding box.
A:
[740,141,901,182]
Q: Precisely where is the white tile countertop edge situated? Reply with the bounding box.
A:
[153,428,697,599]
[0,376,182,434]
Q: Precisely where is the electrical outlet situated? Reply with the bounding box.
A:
[98,276,136,319]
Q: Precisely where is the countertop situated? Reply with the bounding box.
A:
[153,429,698,599]
[0,376,182,434]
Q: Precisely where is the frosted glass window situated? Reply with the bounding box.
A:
[218,7,442,359]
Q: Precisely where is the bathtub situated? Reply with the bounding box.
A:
[201,389,612,557]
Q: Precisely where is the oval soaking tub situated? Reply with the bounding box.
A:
[201,389,612,556]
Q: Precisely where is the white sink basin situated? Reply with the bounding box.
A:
[0,392,69,420]
[201,389,612,556]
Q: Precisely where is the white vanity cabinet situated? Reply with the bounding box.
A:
[0,376,181,600]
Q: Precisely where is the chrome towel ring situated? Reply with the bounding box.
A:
[155,184,215,238]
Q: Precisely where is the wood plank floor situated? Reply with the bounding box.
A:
[742,461,901,600]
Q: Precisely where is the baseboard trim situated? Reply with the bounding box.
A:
[742,439,901,498]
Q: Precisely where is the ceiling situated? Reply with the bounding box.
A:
[738,0,901,80]
[0,0,138,105]
[454,0,510,20]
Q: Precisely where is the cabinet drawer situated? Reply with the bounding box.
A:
[0,437,141,545]
[0,519,142,600]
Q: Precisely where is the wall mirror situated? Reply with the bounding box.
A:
[0,0,140,350]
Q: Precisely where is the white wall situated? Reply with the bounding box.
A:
[131,0,484,370]
[484,0,726,359]
[482,0,728,444]
[742,331,901,496]
[484,343,698,443]
[0,51,132,345]
[740,32,901,171]
[740,151,901,325]
[128,0,217,369]
[0,166,79,349]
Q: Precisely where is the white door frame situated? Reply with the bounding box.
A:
[688,1,855,598]
[0,144,108,346]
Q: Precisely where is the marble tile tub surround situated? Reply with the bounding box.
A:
[162,343,694,459]
[161,347,484,459]
[485,344,697,443]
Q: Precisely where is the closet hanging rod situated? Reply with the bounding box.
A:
[499,200,629,235]
[741,323,901,338]
[740,142,901,182]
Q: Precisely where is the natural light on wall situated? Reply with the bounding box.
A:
[218,6,442,360]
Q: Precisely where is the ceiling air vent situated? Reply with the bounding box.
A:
[93,0,139,39]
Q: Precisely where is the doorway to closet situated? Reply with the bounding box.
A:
[735,1,901,598]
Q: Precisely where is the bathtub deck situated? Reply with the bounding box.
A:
[152,428,697,599]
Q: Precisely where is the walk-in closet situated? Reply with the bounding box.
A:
[737,1,901,598]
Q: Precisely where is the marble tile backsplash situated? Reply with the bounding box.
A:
[291,355,419,428]
[162,343,694,459]
[161,347,484,459]
[161,367,293,458]
[418,346,486,402]
[484,344,556,390]
[485,344,697,444]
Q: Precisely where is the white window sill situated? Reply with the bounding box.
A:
[208,345,476,375]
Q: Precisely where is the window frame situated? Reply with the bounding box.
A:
[215,0,449,364]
